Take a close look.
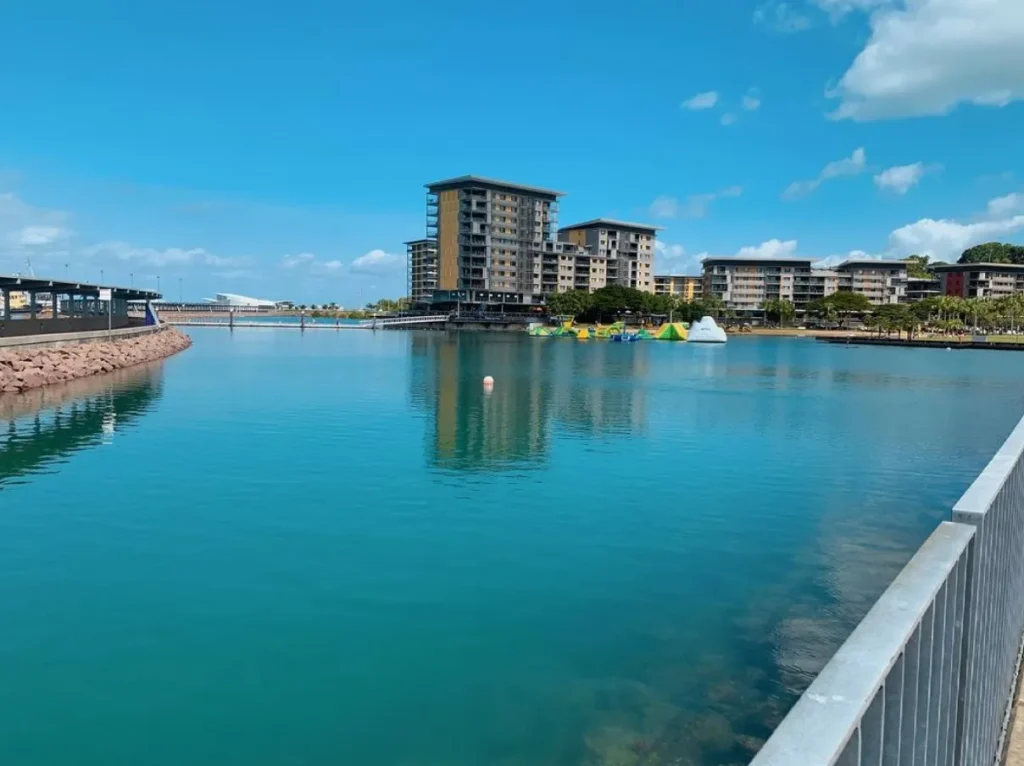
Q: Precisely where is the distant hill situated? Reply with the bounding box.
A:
[958,242,1024,264]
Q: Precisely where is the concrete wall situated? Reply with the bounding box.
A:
[0,316,141,338]
[0,322,160,351]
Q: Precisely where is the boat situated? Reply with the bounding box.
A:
[687,316,727,343]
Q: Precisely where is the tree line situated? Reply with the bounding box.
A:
[545,285,727,323]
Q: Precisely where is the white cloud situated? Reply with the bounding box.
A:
[720,112,737,126]
[281,252,316,269]
[15,225,66,246]
[655,241,687,260]
[82,240,248,269]
[988,193,1024,217]
[0,192,72,263]
[350,249,402,274]
[649,186,742,220]
[736,239,800,259]
[681,91,719,110]
[828,0,1024,121]
[783,147,867,199]
[742,91,762,111]
[280,252,347,276]
[874,162,930,195]
[888,214,1024,263]
[810,0,892,20]
[649,196,679,218]
[753,1,813,32]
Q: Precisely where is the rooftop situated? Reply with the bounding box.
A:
[0,274,161,301]
[559,218,663,233]
[931,262,1024,272]
[403,238,437,246]
[702,256,814,265]
[835,259,909,270]
[424,175,565,198]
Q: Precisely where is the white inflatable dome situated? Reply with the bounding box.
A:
[688,316,727,343]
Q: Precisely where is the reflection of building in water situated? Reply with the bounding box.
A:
[549,343,649,436]
[0,366,163,486]
[409,334,550,471]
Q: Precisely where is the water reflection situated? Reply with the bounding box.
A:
[0,363,164,488]
[410,334,650,471]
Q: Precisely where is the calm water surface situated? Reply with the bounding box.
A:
[2,330,1024,766]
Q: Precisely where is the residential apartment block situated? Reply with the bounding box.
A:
[426,175,562,299]
[835,260,908,305]
[415,177,659,305]
[535,240,608,295]
[701,257,910,313]
[558,219,658,293]
[932,263,1024,299]
[702,257,821,313]
[653,275,702,301]
[905,276,941,302]
[405,239,438,304]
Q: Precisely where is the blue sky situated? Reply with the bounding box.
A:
[1,0,1022,304]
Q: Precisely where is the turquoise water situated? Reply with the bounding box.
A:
[2,330,1024,765]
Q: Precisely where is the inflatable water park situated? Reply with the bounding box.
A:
[527,316,727,343]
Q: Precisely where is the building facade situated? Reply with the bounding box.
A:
[835,260,908,305]
[932,263,1024,299]
[534,240,608,295]
[558,219,658,293]
[653,275,702,301]
[406,239,438,304]
[425,176,562,301]
[702,257,821,313]
[904,276,941,303]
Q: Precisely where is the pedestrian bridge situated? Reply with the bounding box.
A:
[753,414,1024,765]
[358,314,449,328]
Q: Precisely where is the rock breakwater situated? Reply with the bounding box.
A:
[0,327,191,395]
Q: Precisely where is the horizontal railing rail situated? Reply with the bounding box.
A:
[751,413,1024,765]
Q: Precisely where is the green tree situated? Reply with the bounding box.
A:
[958,242,1024,265]
[822,292,873,328]
[546,289,593,318]
[763,298,795,327]
[587,285,647,318]
[905,254,933,279]
[873,304,915,339]
[806,297,838,326]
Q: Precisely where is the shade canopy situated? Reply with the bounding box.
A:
[0,274,161,301]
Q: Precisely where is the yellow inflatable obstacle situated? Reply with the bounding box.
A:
[655,322,689,341]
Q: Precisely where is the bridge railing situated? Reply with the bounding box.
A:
[751,414,1024,766]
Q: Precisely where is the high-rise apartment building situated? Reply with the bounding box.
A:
[932,263,1024,299]
[653,275,702,301]
[406,239,438,304]
[558,219,658,293]
[835,260,908,304]
[425,176,563,300]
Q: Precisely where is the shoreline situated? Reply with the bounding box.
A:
[0,326,191,396]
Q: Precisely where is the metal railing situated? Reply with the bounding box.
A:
[751,415,1024,765]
